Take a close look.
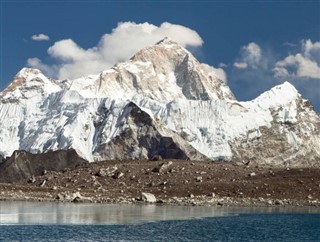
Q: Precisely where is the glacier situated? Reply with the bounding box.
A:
[0,38,319,166]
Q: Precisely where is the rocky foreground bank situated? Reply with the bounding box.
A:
[0,159,320,207]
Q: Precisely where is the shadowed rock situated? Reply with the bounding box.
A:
[94,102,208,161]
[0,149,88,183]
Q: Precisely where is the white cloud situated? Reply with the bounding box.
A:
[219,63,227,68]
[31,34,50,41]
[244,42,261,65]
[28,22,204,80]
[273,39,320,79]
[233,62,248,69]
[201,64,227,83]
[304,39,320,63]
[27,58,57,77]
[233,42,262,69]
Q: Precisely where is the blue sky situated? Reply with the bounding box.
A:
[1,0,319,110]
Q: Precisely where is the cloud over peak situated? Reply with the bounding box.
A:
[28,22,205,80]
[31,34,50,41]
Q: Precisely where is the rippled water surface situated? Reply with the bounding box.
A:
[0,201,319,241]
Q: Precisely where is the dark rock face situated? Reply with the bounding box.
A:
[94,102,206,161]
[0,149,88,183]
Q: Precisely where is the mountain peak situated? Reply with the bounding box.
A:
[0,67,60,100]
[277,81,297,92]
[155,37,179,46]
[253,81,299,104]
[99,37,235,101]
[130,37,189,63]
[1,68,44,94]
[17,67,42,77]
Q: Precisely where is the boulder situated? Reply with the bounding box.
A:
[96,166,119,177]
[140,192,157,203]
[152,161,173,173]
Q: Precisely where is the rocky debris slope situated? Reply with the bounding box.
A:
[1,160,319,207]
[0,38,319,166]
[0,149,87,183]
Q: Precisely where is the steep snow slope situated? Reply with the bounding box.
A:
[0,38,319,165]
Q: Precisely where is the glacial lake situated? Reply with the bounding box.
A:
[0,201,320,241]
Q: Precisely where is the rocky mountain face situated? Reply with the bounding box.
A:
[0,38,319,166]
[0,150,87,183]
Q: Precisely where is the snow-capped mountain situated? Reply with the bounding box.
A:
[0,38,319,166]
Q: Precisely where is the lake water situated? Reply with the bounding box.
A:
[0,201,319,241]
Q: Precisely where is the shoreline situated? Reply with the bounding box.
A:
[1,192,320,209]
[1,159,320,208]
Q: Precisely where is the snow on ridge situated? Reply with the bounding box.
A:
[245,81,299,109]
[240,81,299,124]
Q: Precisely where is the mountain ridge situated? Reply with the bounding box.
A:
[0,38,319,166]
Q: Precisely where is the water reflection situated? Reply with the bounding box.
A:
[0,201,319,225]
